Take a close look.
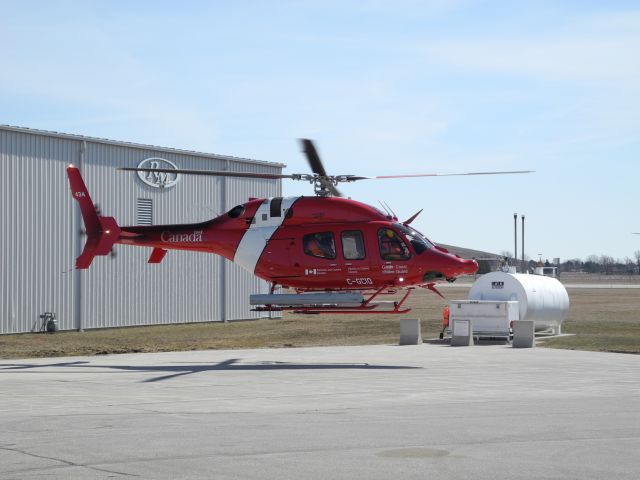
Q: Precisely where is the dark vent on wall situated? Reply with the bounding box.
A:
[137,198,153,225]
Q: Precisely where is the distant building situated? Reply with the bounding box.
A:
[437,243,502,274]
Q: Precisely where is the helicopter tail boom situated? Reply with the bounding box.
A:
[67,165,122,269]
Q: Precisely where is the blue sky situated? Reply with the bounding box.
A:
[2,1,638,261]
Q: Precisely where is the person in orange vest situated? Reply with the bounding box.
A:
[439,305,450,339]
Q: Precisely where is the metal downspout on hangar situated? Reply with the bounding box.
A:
[0,124,284,334]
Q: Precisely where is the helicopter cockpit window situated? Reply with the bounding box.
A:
[394,223,434,254]
[378,228,411,261]
[303,232,336,259]
[341,230,366,260]
[227,205,245,218]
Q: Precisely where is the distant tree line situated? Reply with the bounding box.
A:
[560,252,640,275]
[492,251,640,275]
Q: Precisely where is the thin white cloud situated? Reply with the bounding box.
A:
[0,12,220,150]
[423,11,640,87]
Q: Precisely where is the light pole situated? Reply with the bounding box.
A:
[521,214,525,271]
[513,213,517,270]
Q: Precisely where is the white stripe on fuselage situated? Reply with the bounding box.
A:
[233,197,299,274]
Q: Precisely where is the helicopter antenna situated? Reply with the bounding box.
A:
[383,201,398,220]
[378,200,392,217]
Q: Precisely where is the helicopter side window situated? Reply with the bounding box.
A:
[378,228,411,261]
[341,230,365,260]
[303,232,336,259]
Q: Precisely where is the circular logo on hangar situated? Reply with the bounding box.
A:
[136,157,180,189]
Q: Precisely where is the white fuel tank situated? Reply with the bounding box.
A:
[468,272,569,331]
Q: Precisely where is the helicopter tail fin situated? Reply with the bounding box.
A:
[66,165,121,269]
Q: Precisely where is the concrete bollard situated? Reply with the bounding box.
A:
[451,319,474,346]
[399,318,422,345]
[512,320,535,348]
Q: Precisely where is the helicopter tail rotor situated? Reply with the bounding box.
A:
[67,165,121,268]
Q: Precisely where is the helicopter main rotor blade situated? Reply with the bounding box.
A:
[374,170,534,179]
[300,138,328,177]
[121,166,532,184]
[299,139,342,197]
[118,167,301,180]
[121,141,533,200]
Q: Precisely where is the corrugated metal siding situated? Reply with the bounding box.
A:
[0,130,77,334]
[1,126,283,333]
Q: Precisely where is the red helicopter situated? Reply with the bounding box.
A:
[67,139,532,314]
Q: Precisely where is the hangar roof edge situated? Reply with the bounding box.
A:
[437,243,500,260]
[0,124,286,169]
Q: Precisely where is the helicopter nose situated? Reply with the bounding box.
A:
[448,258,478,278]
[465,258,479,275]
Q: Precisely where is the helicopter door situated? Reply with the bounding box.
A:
[341,230,373,289]
[375,227,412,284]
[293,230,343,286]
[251,197,300,281]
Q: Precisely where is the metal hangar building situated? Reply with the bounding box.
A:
[0,125,284,334]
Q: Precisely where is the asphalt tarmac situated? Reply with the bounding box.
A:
[1,343,638,479]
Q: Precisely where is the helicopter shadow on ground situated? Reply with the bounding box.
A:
[0,359,422,383]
